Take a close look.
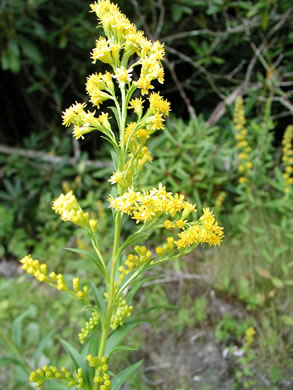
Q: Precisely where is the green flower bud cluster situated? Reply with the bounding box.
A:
[87,355,111,389]
[29,365,84,389]
[79,310,99,344]
[111,297,133,330]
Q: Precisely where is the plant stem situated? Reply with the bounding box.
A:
[93,212,122,389]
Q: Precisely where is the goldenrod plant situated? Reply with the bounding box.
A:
[18,1,223,388]
[282,124,293,195]
[233,96,253,186]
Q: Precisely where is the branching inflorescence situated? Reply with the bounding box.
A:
[19,1,223,389]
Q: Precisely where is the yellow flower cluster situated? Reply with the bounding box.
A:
[119,245,152,283]
[125,92,170,148]
[282,124,293,194]
[20,255,89,299]
[86,72,114,108]
[72,277,89,299]
[108,184,196,224]
[87,355,111,388]
[30,366,84,388]
[62,101,112,140]
[90,0,165,92]
[233,96,253,184]
[156,236,175,257]
[20,255,50,283]
[110,297,133,330]
[245,327,256,347]
[215,191,227,208]
[176,208,224,248]
[79,310,99,344]
[52,191,97,231]
[62,0,170,149]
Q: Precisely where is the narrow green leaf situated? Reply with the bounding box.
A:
[126,276,158,303]
[34,330,54,368]
[109,106,120,125]
[61,339,83,371]
[12,306,35,350]
[61,339,92,387]
[90,281,106,321]
[110,150,118,170]
[112,360,143,390]
[105,320,144,355]
[0,356,22,367]
[119,231,150,254]
[65,248,106,278]
[109,345,138,356]
[2,39,21,73]
[134,304,177,318]
[19,37,43,64]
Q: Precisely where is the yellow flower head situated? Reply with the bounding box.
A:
[149,92,170,116]
[164,220,174,229]
[245,327,256,347]
[20,255,50,283]
[62,102,86,127]
[52,191,90,228]
[90,0,136,44]
[108,170,124,185]
[128,97,144,116]
[113,66,133,86]
[176,220,185,229]
[86,73,112,108]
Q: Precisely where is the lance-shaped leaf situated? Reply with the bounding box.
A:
[105,320,144,355]
[65,248,107,279]
[34,330,55,368]
[90,281,106,323]
[60,339,90,387]
[111,360,143,390]
[12,306,36,350]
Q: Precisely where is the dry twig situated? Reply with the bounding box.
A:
[0,143,112,169]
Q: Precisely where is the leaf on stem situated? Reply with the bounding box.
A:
[12,306,36,350]
[111,360,143,390]
[108,345,138,357]
[118,231,150,254]
[34,330,55,368]
[105,320,144,355]
[65,248,107,279]
[60,339,90,386]
[89,281,106,322]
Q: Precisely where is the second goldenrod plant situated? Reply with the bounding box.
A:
[19,1,223,388]
[233,96,253,185]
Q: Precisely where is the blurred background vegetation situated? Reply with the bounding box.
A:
[1,0,293,389]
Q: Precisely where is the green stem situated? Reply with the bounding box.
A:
[91,234,109,280]
[119,86,127,158]
[93,212,122,389]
